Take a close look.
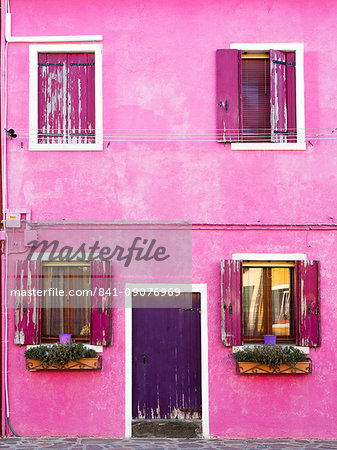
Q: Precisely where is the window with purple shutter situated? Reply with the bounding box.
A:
[14,260,113,347]
[38,52,95,145]
[270,50,287,143]
[90,260,112,346]
[221,259,320,347]
[216,50,241,143]
[286,52,297,143]
[221,260,243,346]
[216,48,297,144]
[295,261,320,347]
[15,260,42,345]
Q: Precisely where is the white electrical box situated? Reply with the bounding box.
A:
[6,213,21,228]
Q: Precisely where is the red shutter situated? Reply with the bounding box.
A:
[90,261,112,346]
[286,52,297,143]
[14,260,42,345]
[221,260,242,346]
[296,261,321,347]
[216,50,241,143]
[270,50,287,143]
[38,53,68,144]
[68,53,95,144]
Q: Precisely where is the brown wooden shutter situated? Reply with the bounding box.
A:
[295,260,321,347]
[14,260,42,345]
[221,260,243,346]
[216,50,241,143]
[90,261,112,346]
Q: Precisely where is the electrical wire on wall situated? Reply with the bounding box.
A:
[7,127,337,144]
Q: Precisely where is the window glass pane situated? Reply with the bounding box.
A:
[271,267,291,337]
[243,267,264,337]
[70,266,90,337]
[42,266,66,336]
[243,266,293,341]
[42,265,90,340]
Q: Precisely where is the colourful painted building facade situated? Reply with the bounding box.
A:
[1,0,337,439]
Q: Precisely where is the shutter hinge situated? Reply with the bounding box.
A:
[70,63,95,66]
[38,133,64,137]
[38,62,64,66]
[272,60,295,67]
[70,133,95,137]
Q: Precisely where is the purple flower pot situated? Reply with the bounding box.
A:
[264,334,276,345]
[59,334,71,344]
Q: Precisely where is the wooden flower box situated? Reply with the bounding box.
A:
[26,356,102,371]
[236,359,312,374]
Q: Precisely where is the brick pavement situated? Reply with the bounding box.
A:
[1,438,337,449]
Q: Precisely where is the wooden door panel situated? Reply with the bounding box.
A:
[132,294,201,420]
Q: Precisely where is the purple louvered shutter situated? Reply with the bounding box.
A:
[221,260,242,346]
[296,261,320,347]
[38,53,68,144]
[68,53,95,144]
[216,50,241,143]
[90,261,112,346]
[15,260,42,345]
[270,50,287,143]
[286,52,297,143]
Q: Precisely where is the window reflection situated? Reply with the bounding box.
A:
[243,266,292,340]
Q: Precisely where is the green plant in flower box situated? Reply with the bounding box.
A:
[231,345,308,370]
[25,343,97,366]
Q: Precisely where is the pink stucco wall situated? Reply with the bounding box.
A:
[2,0,337,438]
[198,229,336,438]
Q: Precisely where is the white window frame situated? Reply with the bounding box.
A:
[229,43,305,151]
[232,252,307,261]
[232,252,309,352]
[29,43,103,151]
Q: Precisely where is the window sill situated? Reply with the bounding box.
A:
[230,142,306,151]
[26,344,104,353]
[29,143,103,151]
[232,345,310,354]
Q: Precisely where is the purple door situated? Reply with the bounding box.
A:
[132,294,201,420]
